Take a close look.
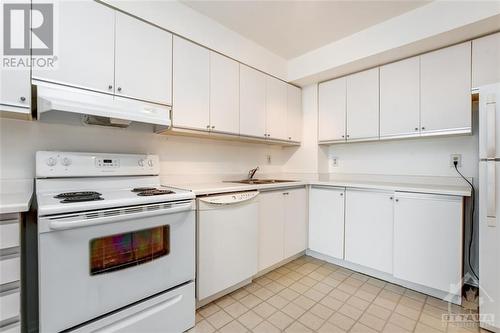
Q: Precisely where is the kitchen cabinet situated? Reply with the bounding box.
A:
[240,65,267,138]
[284,188,308,258]
[259,187,307,271]
[345,189,393,274]
[472,32,500,88]
[318,77,346,142]
[32,0,115,93]
[114,12,172,105]
[380,57,420,138]
[309,186,345,260]
[287,85,302,142]
[209,52,240,134]
[172,37,210,131]
[0,69,30,115]
[346,68,380,141]
[266,77,288,140]
[393,192,462,294]
[420,42,471,136]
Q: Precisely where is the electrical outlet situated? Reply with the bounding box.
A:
[329,156,339,168]
[450,154,462,167]
[266,154,272,164]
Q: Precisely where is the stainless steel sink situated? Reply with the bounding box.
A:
[225,179,296,185]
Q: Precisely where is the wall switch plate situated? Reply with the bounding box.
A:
[450,154,462,167]
[266,154,272,164]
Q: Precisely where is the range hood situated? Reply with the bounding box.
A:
[34,81,171,131]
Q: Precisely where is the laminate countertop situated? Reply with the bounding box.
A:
[0,179,34,214]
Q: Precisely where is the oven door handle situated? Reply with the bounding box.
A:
[48,202,193,231]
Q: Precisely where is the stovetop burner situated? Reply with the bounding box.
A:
[136,189,175,196]
[55,191,104,203]
[131,187,157,192]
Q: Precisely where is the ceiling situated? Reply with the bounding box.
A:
[182,0,430,59]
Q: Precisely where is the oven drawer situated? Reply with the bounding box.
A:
[0,253,20,285]
[0,220,19,250]
[71,282,195,333]
[0,288,20,322]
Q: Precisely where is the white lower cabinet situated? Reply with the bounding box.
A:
[259,188,307,272]
[393,192,463,294]
[308,186,345,259]
[344,189,394,274]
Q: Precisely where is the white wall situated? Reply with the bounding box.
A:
[0,118,290,181]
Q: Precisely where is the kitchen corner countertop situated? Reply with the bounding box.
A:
[0,179,34,214]
[171,177,471,197]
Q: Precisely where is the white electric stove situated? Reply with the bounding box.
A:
[34,151,196,333]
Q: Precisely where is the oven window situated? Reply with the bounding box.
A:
[90,226,169,275]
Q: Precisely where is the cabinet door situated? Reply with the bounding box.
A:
[472,32,500,88]
[421,42,471,135]
[115,12,172,105]
[258,191,285,271]
[345,189,394,274]
[0,69,30,109]
[266,77,288,140]
[287,85,302,142]
[346,68,379,141]
[172,37,210,130]
[309,187,345,260]
[284,188,307,258]
[32,0,115,93]
[209,52,239,134]
[394,192,462,294]
[240,65,267,138]
[318,78,346,142]
[380,57,420,138]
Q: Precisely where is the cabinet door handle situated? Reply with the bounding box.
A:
[421,127,425,130]
[340,193,344,196]
[288,136,292,140]
[211,126,215,129]
[207,125,210,129]
[108,85,113,90]
[414,127,419,131]
[19,96,26,102]
[117,87,122,92]
[395,199,399,202]
[341,135,345,138]
[283,192,289,195]
[389,196,393,200]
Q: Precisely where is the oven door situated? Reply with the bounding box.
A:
[38,200,195,333]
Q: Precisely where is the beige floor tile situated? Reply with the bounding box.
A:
[282,302,307,319]
[215,295,236,309]
[312,282,333,295]
[277,276,296,287]
[328,312,356,331]
[427,297,451,311]
[298,312,325,330]
[225,301,250,318]
[252,320,281,333]
[366,277,387,288]
[245,283,262,293]
[253,302,277,319]
[359,312,387,331]
[344,277,365,288]
[355,289,378,302]
[188,319,216,333]
[346,295,370,311]
[292,295,316,310]
[198,303,221,318]
[206,310,233,329]
[255,276,273,287]
[265,281,287,293]
[366,303,393,321]
[329,288,351,302]
[351,272,370,282]
[403,289,427,302]
[384,283,406,295]
[382,322,411,333]
[379,289,402,303]
[289,282,310,294]
[317,321,346,333]
[316,266,334,276]
[329,271,350,281]
[338,303,363,320]
[394,303,421,320]
[309,303,334,320]
[268,311,295,330]
[351,322,379,333]
[415,322,444,333]
[240,294,263,309]
[265,271,283,281]
[359,282,383,295]
[219,320,249,333]
[373,295,398,311]
[319,295,343,311]
[232,289,251,300]
[321,276,342,288]
[388,312,417,331]
[299,276,319,287]
[276,266,292,275]
[309,270,327,281]
[280,288,301,301]
[196,312,204,323]
[253,287,275,301]
[285,321,314,333]
[423,303,451,319]
[398,295,424,310]
[337,282,358,295]
[286,271,304,281]
[267,294,289,309]
[419,312,448,332]
[303,288,325,302]
[238,310,264,329]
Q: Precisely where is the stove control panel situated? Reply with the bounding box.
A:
[36,151,160,178]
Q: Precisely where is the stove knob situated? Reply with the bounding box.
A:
[61,157,72,166]
[46,157,57,167]
[148,159,154,167]
[138,159,145,167]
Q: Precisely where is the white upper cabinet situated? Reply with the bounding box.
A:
[287,85,302,142]
[209,52,239,134]
[346,68,380,141]
[240,65,267,138]
[284,188,307,258]
[114,12,172,105]
[32,0,115,93]
[318,77,346,142]
[266,77,288,140]
[309,186,345,260]
[380,57,420,138]
[472,32,500,88]
[172,37,210,131]
[0,69,30,111]
[420,42,471,135]
[345,189,394,274]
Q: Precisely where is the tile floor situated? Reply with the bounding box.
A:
[190,256,485,333]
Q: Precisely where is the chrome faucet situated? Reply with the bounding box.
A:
[247,166,259,180]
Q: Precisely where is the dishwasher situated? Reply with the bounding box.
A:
[197,191,259,303]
